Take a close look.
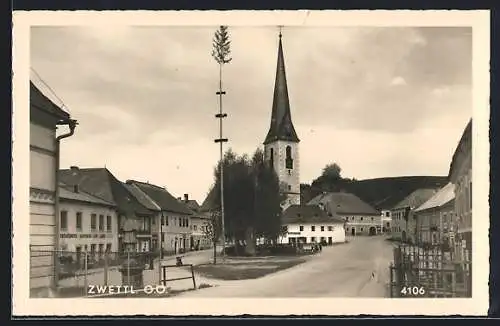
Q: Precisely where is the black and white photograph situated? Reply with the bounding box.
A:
[12,10,490,316]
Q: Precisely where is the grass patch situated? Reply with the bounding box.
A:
[194,256,307,280]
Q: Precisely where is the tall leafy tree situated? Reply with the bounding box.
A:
[203,208,222,264]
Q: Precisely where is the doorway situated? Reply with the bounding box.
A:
[369,227,377,236]
[351,228,356,236]
[402,231,407,242]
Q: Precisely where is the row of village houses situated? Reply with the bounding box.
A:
[28,79,472,294]
[276,119,472,260]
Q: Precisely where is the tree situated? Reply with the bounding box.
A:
[203,208,222,264]
[322,163,342,180]
[212,25,233,259]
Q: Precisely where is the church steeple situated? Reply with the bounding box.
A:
[263,31,300,145]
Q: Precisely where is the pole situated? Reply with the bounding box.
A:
[215,63,227,261]
[158,213,163,285]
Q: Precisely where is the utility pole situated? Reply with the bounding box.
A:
[212,26,232,261]
[158,212,163,285]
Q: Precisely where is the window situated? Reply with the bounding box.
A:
[288,185,292,191]
[270,148,274,168]
[360,227,364,232]
[299,225,304,231]
[98,244,104,256]
[186,218,189,228]
[60,211,68,230]
[311,226,316,231]
[161,216,165,225]
[371,217,374,221]
[106,215,112,232]
[193,225,197,231]
[311,237,316,243]
[99,215,104,231]
[320,226,325,231]
[90,244,96,256]
[285,146,293,169]
[328,226,333,231]
[351,217,355,221]
[105,243,112,253]
[166,216,169,226]
[360,217,363,221]
[385,212,390,217]
[75,212,82,231]
[91,214,97,231]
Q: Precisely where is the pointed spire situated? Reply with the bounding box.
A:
[264,29,300,145]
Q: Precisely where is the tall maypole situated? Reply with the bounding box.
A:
[211,26,232,260]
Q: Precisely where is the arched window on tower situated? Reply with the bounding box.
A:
[285,145,293,169]
[270,148,274,168]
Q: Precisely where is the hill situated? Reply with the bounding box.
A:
[301,176,449,210]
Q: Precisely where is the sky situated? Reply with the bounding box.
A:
[30,26,472,203]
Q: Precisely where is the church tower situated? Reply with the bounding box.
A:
[263,31,300,210]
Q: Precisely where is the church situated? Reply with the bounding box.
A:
[263,31,301,210]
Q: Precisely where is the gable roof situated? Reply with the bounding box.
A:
[200,186,218,212]
[126,180,193,215]
[123,183,161,212]
[307,192,380,216]
[392,188,439,210]
[448,118,472,181]
[414,182,455,212]
[282,205,345,224]
[59,183,115,207]
[59,168,153,216]
[30,81,70,121]
[184,199,201,212]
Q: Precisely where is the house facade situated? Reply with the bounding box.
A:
[179,194,212,250]
[126,180,194,254]
[414,182,455,248]
[59,167,156,253]
[391,188,439,243]
[279,205,346,245]
[448,119,472,256]
[381,210,392,233]
[29,81,76,296]
[308,192,380,236]
[58,183,119,263]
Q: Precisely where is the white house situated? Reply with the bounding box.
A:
[308,192,381,236]
[126,180,194,254]
[29,81,76,297]
[58,183,119,264]
[280,205,346,245]
[179,194,212,250]
[381,210,392,233]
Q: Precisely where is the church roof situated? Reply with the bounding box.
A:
[263,33,300,145]
[307,192,380,216]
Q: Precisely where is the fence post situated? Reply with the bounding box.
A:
[84,251,88,297]
[104,252,108,286]
[389,264,394,298]
[162,265,166,286]
[191,265,197,290]
[127,251,130,285]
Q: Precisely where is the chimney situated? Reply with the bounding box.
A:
[70,166,79,175]
[73,184,79,193]
[177,197,182,201]
[184,194,189,202]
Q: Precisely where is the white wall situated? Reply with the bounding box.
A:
[58,200,119,254]
[158,213,193,253]
[342,214,382,236]
[30,122,57,290]
[280,222,346,244]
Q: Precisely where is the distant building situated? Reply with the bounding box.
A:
[179,194,212,250]
[391,188,439,243]
[59,167,156,253]
[29,81,76,296]
[448,119,472,256]
[125,180,194,254]
[58,182,119,263]
[307,192,381,236]
[280,205,346,245]
[263,32,301,210]
[414,182,455,248]
[380,210,392,233]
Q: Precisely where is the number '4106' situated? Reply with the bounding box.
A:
[400,286,426,296]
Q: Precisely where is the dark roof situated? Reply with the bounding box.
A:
[282,205,345,224]
[59,183,115,207]
[183,199,201,212]
[200,186,218,212]
[414,182,455,212]
[126,180,193,215]
[123,183,161,211]
[263,33,300,145]
[307,192,380,216]
[448,119,472,181]
[30,81,70,121]
[59,168,153,216]
[392,188,439,210]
